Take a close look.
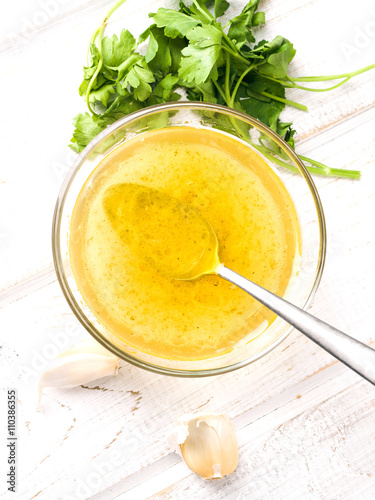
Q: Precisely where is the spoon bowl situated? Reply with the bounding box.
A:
[103,182,221,280]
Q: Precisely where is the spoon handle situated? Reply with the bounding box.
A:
[218,265,375,385]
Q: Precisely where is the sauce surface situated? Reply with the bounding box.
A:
[70,127,300,360]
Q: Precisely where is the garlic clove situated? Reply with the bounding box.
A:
[38,350,119,403]
[173,413,238,480]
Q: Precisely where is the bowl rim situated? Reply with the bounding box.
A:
[52,101,326,377]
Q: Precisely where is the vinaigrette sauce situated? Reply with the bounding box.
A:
[70,127,300,360]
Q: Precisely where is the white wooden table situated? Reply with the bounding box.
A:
[1,1,375,498]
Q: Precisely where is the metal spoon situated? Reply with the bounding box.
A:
[193,218,375,386]
[105,183,375,385]
[191,219,375,386]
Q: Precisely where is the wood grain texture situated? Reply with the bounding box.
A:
[1,0,375,499]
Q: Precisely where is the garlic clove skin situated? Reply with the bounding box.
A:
[38,349,119,403]
[173,413,238,480]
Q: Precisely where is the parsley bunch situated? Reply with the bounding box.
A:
[70,0,375,179]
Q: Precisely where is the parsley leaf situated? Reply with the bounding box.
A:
[228,0,264,46]
[102,95,144,121]
[153,74,180,100]
[185,80,217,103]
[123,60,154,101]
[279,123,296,149]
[86,83,116,107]
[214,0,230,19]
[257,37,296,78]
[69,0,373,179]
[102,29,136,68]
[179,25,223,84]
[140,26,186,76]
[152,8,200,38]
[70,113,107,153]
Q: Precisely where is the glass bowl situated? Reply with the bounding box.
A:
[52,102,326,377]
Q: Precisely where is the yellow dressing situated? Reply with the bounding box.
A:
[69,127,300,360]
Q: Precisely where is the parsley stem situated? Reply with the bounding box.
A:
[230,65,255,106]
[90,27,100,46]
[86,40,104,115]
[224,116,359,179]
[289,63,375,82]
[252,73,289,86]
[257,62,374,92]
[86,0,128,116]
[286,77,351,93]
[254,72,352,93]
[253,146,304,174]
[239,80,307,110]
[257,91,308,111]
[224,53,232,104]
[299,155,361,180]
[213,80,226,102]
[222,34,243,55]
[191,0,213,22]
[221,45,251,65]
[255,147,360,179]
[88,27,100,66]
